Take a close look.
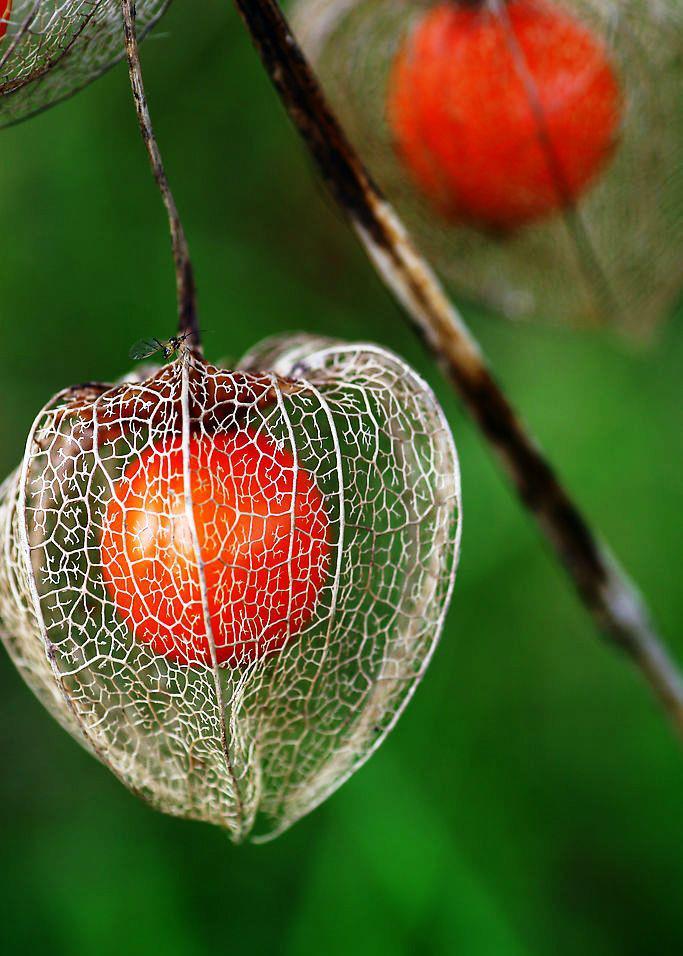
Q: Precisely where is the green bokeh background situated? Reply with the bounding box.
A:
[1,3,682,953]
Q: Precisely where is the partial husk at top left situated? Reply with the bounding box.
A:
[0,0,171,127]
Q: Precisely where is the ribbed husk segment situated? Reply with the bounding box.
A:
[0,336,461,842]
[0,0,171,127]
[293,0,683,338]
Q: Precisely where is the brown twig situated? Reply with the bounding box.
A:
[228,0,683,735]
[120,0,200,352]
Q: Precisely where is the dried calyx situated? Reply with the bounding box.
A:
[0,337,461,840]
[44,357,300,454]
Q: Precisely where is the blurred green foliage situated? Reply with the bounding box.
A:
[0,2,682,954]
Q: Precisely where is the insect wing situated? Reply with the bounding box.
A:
[129,338,163,361]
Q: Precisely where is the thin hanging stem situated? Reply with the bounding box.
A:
[120,0,200,352]
[228,0,683,736]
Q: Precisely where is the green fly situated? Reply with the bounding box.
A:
[129,331,193,362]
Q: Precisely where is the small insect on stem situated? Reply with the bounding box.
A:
[129,331,194,362]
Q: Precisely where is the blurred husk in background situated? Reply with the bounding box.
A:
[293,0,683,341]
[0,2,682,954]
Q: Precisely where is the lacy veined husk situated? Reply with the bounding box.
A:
[0,0,171,127]
[0,334,461,842]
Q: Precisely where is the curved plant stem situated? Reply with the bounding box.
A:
[228,0,683,736]
[120,0,200,352]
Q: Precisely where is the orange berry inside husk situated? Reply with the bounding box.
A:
[100,430,331,668]
[387,0,622,231]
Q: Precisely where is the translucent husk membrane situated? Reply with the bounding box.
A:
[292,0,683,337]
[0,0,171,127]
[0,335,461,842]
